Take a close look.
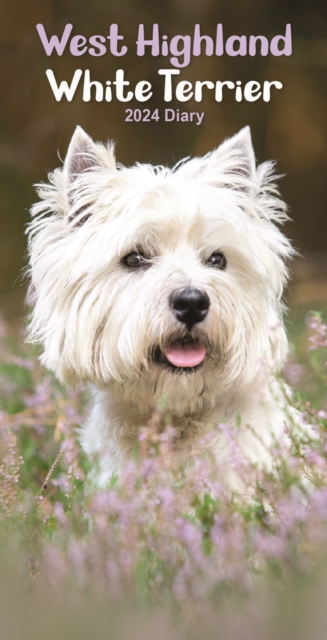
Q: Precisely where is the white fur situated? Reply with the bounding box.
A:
[26,126,295,488]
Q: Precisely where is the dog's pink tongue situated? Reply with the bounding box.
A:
[165,341,206,368]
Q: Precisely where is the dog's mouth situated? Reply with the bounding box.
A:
[153,338,206,374]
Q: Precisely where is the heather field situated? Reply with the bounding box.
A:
[1,308,327,639]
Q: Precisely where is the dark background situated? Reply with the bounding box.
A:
[1,0,327,320]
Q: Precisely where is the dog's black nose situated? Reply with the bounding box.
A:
[170,287,210,329]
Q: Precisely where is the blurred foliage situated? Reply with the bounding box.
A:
[0,311,327,623]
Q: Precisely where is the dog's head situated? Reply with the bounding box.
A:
[27,126,293,411]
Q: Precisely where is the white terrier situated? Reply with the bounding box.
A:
[27,126,295,487]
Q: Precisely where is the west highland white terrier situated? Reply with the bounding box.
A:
[27,125,295,487]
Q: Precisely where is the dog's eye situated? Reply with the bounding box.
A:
[123,251,147,268]
[207,251,226,270]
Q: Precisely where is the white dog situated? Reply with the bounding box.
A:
[27,126,295,487]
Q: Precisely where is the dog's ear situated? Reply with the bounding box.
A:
[214,127,256,182]
[186,127,257,192]
[64,126,116,180]
[64,126,116,226]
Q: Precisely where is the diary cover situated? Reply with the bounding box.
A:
[1,2,327,635]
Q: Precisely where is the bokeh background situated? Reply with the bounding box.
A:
[0,0,327,321]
